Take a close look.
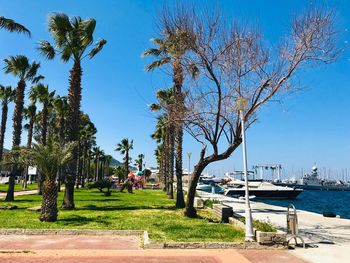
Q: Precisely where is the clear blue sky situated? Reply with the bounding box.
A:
[0,0,349,179]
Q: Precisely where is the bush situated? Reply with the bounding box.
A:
[203,199,220,208]
[236,216,277,232]
[87,179,113,195]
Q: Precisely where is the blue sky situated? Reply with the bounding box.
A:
[0,0,349,179]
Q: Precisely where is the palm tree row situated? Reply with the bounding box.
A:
[144,28,192,208]
[0,14,108,221]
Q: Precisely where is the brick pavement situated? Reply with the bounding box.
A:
[0,234,308,263]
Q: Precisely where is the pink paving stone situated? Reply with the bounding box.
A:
[0,235,140,250]
[238,250,308,263]
[0,256,222,263]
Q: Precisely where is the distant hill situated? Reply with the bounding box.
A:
[110,157,122,167]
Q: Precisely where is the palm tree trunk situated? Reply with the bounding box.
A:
[57,113,65,192]
[37,104,49,195]
[63,60,82,209]
[40,176,58,222]
[0,102,8,161]
[81,143,87,187]
[168,123,175,199]
[175,125,185,208]
[173,58,185,207]
[41,105,48,145]
[125,152,129,180]
[27,116,34,148]
[87,156,91,182]
[5,79,26,201]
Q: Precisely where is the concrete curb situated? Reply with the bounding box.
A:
[0,229,145,236]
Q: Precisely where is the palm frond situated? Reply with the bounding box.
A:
[0,16,31,36]
[80,18,96,47]
[38,40,56,60]
[88,39,107,59]
[48,13,71,47]
[145,57,171,71]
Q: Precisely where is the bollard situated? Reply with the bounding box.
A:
[287,204,305,248]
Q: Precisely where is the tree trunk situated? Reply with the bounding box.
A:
[168,123,174,199]
[41,104,48,145]
[175,126,185,208]
[184,141,241,218]
[87,156,91,182]
[164,128,169,194]
[5,79,26,201]
[63,60,82,209]
[12,79,25,148]
[40,176,58,222]
[57,111,65,191]
[0,102,8,161]
[4,167,15,201]
[124,152,129,180]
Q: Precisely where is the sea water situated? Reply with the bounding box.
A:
[257,190,350,219]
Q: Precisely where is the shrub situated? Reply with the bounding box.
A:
[87,179,113,195]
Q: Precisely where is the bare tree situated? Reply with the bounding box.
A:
[161,7,339,217]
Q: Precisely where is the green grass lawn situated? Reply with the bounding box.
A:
[0,183,38,192]
[0,188,244,242]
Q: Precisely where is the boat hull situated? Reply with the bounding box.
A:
[225,189,302,199]
[274,183,350,191]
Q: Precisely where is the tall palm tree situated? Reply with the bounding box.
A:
[0,85,15,161]
[38,13,107,209]
[30,84,55,194]
[53,95,68,146]
[52,95,68,191]
[0,16,30,36]
[92,146,102,181]
[115,138,133,180]
[3,55,43,201]
[23,104,37,148]
[150,88,176,199]
[30,84,55,145]
[144,31,192,207]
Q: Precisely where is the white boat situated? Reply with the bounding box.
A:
[222,172,303,199]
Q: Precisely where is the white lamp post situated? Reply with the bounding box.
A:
[236,97,255,242]
[187,152,192,191]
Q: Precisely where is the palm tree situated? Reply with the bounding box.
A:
[92,146,102,181]
[34,141,75,222]
[135,154,145,172]
[0,85,15,161]
[52,95,68,191]
[38,13,107,209]
[151,115,167,191]
[144,31,192,208]
[2,141,75,221]
[115,138,133,180]
[53,95,68,146]
[3,55,43,201]
[23,104,37,148]
[30,84,55,194]
[30,84,55,146]
[0,16,30,36]
[150,88,176,199]
[104,154,113,177]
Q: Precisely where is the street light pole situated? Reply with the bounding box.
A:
[187,152,192,192]
[236,98,255,242]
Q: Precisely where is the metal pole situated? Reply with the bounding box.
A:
[240,109,255,241]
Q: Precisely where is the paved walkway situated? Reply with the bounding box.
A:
[0,234,306,263]
[0,190,37,198]
[198,191,350,263]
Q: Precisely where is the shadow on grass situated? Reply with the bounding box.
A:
[78,205,176,212]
